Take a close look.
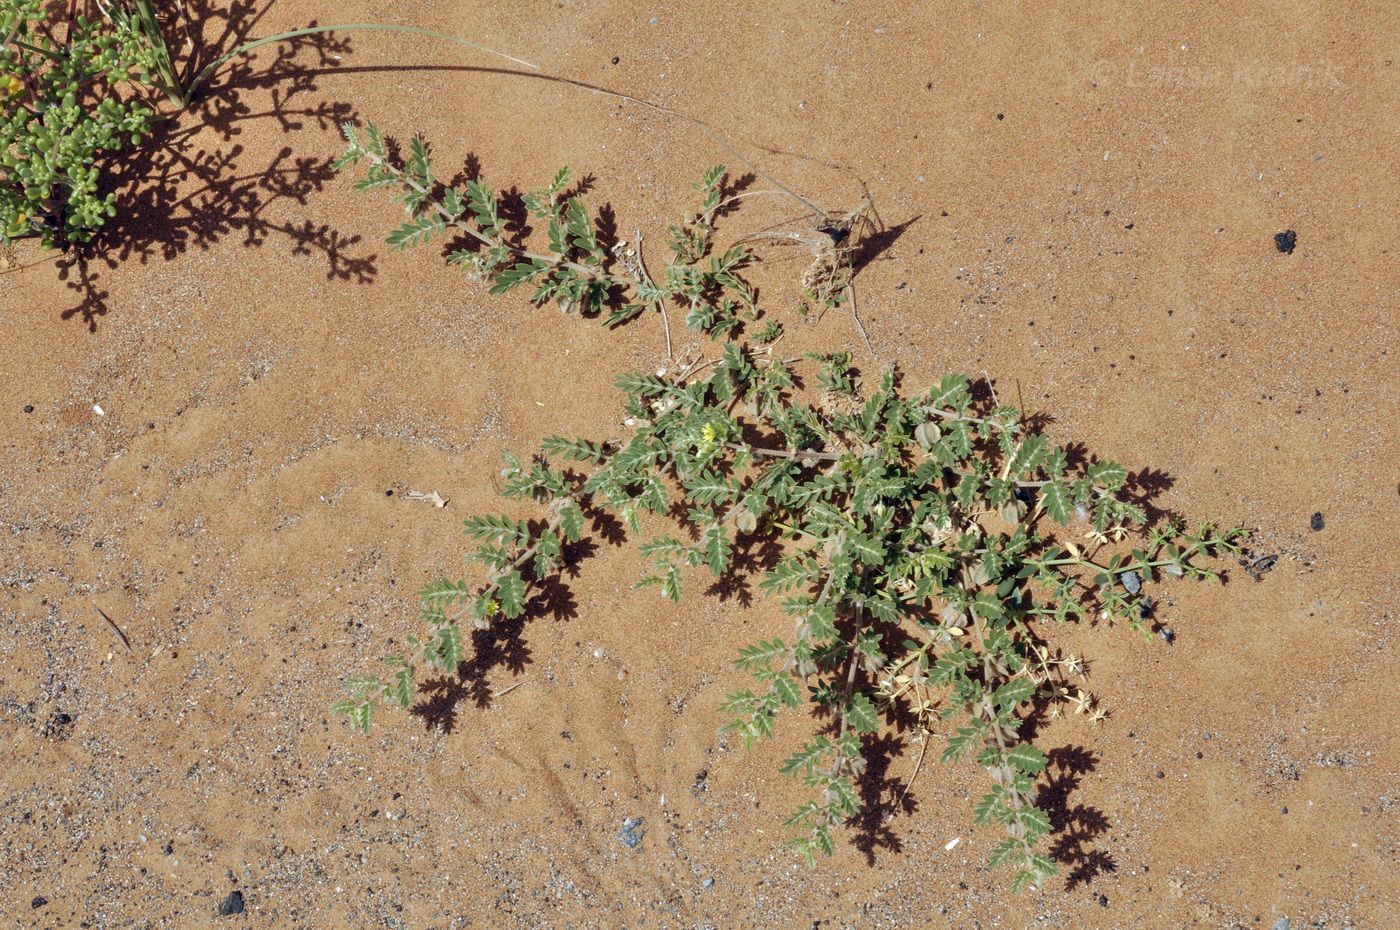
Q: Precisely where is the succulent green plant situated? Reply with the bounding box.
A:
[2,3,532,249]
[336,128,1245,891]
[1,0,159,246]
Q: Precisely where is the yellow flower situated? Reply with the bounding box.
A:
[5,75,22,97]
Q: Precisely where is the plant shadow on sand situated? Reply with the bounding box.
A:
[56,0,377,331]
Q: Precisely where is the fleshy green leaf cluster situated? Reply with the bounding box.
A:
[1,0,165,246]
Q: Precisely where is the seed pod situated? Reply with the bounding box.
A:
[735,510,758,533]
[914,421,941,449]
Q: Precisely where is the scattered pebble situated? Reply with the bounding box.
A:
[1273,918,1290,930]
[1274,230,1297,254]
[93,404,106,416]
[944,836,961,850]
[1159,625,1175,644]
[22,404,33,414]
[691,769,709,796]
[31,896,48,909]
[1310,511,1324,531]
[1120,570,1142,595]
[1241,551,1279,580]
[217,890,245,916]
[702,877,715,890]
[1098,893,1109,907]
[617,817,645,848]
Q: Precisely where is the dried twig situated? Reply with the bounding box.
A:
[93,606,133,654]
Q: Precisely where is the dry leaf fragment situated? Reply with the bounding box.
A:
[406,490,449,508]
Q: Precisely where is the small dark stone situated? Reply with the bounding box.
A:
[996,112,1005,120]
[1309,511,1324,531]
[1099,894,1110,907]
[1156,770,1166,779]
[1274,230,1297,254]
[217,890,245,916]
[23,404,34,414]
[1281,806,1288,814]
[31,896,48,909]
[1159,626,1175,644]
[611,55,620,64]
[1196,751,1204,759]
[384,489,393,496]
[164,842,174,855]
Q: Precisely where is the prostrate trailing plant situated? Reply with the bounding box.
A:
[1,2,531,248]
[332,121,868,357]
[334,124,1243,892]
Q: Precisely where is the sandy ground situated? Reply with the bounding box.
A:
[2,1,1397,927]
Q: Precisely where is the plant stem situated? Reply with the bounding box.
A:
[184,23,538,105]
[730,442,843,463]
[130,0,185,107]
[631,230,672,362]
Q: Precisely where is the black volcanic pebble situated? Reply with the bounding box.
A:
[218,890,245,916]
[1310,511,1324,531]
[1274,230,1297,253]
